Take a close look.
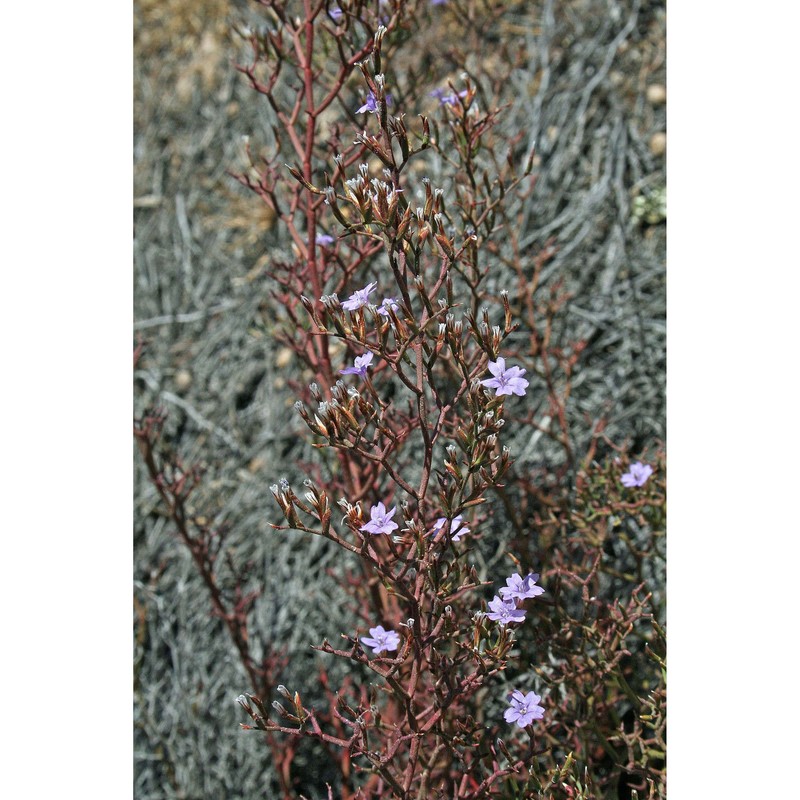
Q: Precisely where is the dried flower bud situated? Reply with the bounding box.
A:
[320,293,342,311]
[276,685,292,700]
[272,700,291,719]
[423,179,434,217]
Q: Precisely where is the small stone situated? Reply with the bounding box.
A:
[646,84,667,106]
[174,369,193,393]
[248,457,266,474]
[276,347,293,369]
[649,132,667,156]
[609,70,625,87]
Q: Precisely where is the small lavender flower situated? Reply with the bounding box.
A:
[430,87,467,105]
[356,91,392,114]
[340,352,374,378]
[361,625,401,654]
[430,0,448,5]
[499,572,545,602]
[361,502,399,535]
[621,461,654,488]
[342,281,377,311]
[315,233,335,246]
[481,357,529,397]
[486,595,527,625]
[430,514,470,542]
[504,690,545,727]
[328,6,344,22]
[377,297,400,317]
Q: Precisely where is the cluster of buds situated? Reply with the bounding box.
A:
[237,687,310,732]
[304,291,376,345]
[236,692,272,732]
[470,604,521,664]
[270,478,302,527]
[465,305,506,357]
[302,479,332,532]
[295,379,377,446]
[442,312,466,360]
[434,378,512,513]
[271,684,310,724]
[341,167,405,229]
[353,128,395,169]
[337,497,365,533]
[238,686,309,730]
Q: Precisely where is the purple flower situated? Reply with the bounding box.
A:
[315,233,335,246]
[356,91,392,114]
[361,502,399,535]
[340,352,374,378]
[499,572,545,602]
[430,0,448,5]
[342,281,377,311]
[486,595,527,625]
[621,461,654,488]
[328,6,344,22]
[430,87,467,105]
[430,514,470,542]
[377,297,400,317]
[504,690,545,728]
[481,357,529,397]
[361,625,401,654]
